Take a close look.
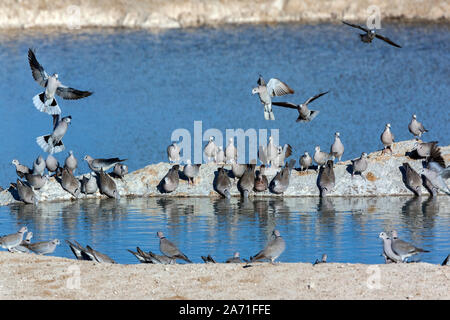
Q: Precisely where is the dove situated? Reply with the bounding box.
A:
[215,167,232,199]
[379,232,402,263]
[250,229,286,264]
[214,146,225,164]
[81,172,98,194]
[300,152,312,171]
[204,136,218,162]
[160,165,180,193]
[183,160,201,185]
[252,75,294,120]
[28,48,93,117]
[45,154,59,173]
[313,254,328,266]
[0,226,28,251]
[66,240,94,261]
[342,21,402,48]
[402,163,422,196]
[330,132,344,161]
[272,91,329,123]
[318,160,335,197]
[25,239,60,255]
[351,152,368,179]
[36,115,72,154]
[266,136,278,166]
[24,173,49,190]
[98,169,120,199]
[238,164,256,198]
[61,167,81,198]
[419,167,450,195]
[32,155,46,176]
[16,179,39,205]
[269,159,296,194]
[390,230,430,262]
[232,163,247,180]
[413,141,438,158]
[225,137,237,163]
[408,114,428,139]
[254,165,268,192]
[128,247,174,264]
[83,245,116,263]
[64,150,78,173]
[113,163,128,179]
[167,142,180,163]
[84,155,127,172]
[11,159,31,178]
[10,232,33,253]
[225,252,243,263]
[380,123,395,154]
[201,255,217,264]
[157,231,192,263]
[272,144,293,169]
[313,146,332,171]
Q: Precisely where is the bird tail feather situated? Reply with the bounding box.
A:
[33,93,61,115]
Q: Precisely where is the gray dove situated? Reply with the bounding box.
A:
[25,172,49,190]
[300,152,312,171]
[342,21,402,48]
[419,167,450,195]
[272,144,293,168]
[272,91,329,123]
[408,114,428,139]
[160,165,180,193]
[36,115,72,154]
[64,150,78,173]
[380,123,395,154]
[45,154,59,173]
[391,230,430,262]
[214,146,225,164]
[204,136,218,162]
[250,229,286,264]
[84,155,127,172]
[351,152,368,179]
[254,166,268,192]
[113,163,128,179]
[10,232,33,253]
[252,75,294,120]
[84,245,116,263]
[28,48,92,117]
[269,159,296,194]
[25,239,60,255]
[81,172,98,194]
[66,240,94,261]
[402,163,422,196]
[167,142,180,163]
[318,160,335,197]
[98,169,120,199]
[0,226,28,251]
[16,179,39,205]
[225,137,237,163]
[128,247,174,264]
[61,167,81,198]
[12,159,31,178]
[330,132,344,161]
[379,232,402,263]
[215,167,232,199]
[238,164,256,198]
[313,146,332,171]
[157,231,192,263]
[413,141,438,158]
[183,160,201,185]
[232,163,247,180]
[33,155,46,176]
[225,252,242,263]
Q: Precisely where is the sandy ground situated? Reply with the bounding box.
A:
[0,252,448,300]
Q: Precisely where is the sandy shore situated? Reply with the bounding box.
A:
[0,252,448,300]
[0,0,448,30]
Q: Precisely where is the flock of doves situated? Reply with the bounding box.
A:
[0,21,449,266]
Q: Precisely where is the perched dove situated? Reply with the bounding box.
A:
[402,163,422,196]
[313,146,332,171]
[300,152,312,171]
[61,167,81,198]
[33,155,46,176]
[225,137,237,163]
[379,232,402,263]
[16,179,38,205]
[167,142,180,163]
[81,172,98,194]
[408,114,428,139]
[64,150,78,173]
[269,159,296,194]
[330,132,344,161]
[351,152,368,179]
[380,123,395,154]
[225,252,242,263]
[183,160,201,185]
[204,136,218,163]
[11,159,30,178]
[160,165,180,193]
[98,169,120,199]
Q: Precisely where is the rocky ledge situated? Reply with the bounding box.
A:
[0,140,449,206]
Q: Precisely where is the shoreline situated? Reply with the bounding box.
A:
[0,252,448,300]
[0,0,449,30]
[1,139,449,206]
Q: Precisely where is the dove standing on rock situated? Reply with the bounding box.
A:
[204,136,218,163]
[269,159,296,195]
[272,144,293,169]
[64,150,78,173]
[272,91,329,123]
[183,161,201,186]
[81,172,98,194]
[351,152,368,179]
[254,165,268,192]
[313,146,332,171]
[232,163,247,180]
[250,230,286,264]
[113,163,128,179]
[380,123,395,154]
[157,231,192,263]
[167,142,180,163]
[84,155,127,172]
[390,230,430,262]
[25,239,60,255]
[24,173,49,190]
[12,160,31,178]
[215,167,232,199]
[16,179,38,205]
[28,48,93,118]
[214,146,225,164]
[238,164,256,198]
[318,160,335,197]
[330,132,344,161]
[160,165,180,193]
[98,169,120,199]
[61,167,81,198]
[408,114,428,140]
[45,154,59,173]
[0,226,28,251]
[36,115,72,154]
[402,163,423,196]
[33,155,46,176]
[225,137,237,163]
[252,75,294,120]
[300,152,312,171]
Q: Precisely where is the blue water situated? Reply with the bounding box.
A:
[0,23,449,265]
[1,196,449,265]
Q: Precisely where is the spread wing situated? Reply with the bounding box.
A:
[342,21,369,33]
[375,33,402,48]
[56,86,93,100]
[257,75,266,86]
[271,102,299,110]
[304,91,329,105]
[266,78,294,97]
[28,48,48,87]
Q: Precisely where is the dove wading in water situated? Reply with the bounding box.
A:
[318,160,335,197]
[272,91,329,123]
[215,167,232,199]
[98,169,120,199]
[402,163,423,196]
[342,21,402,48]
[36,115,72,154]
[28,48,92,121]
[252,75,294,120]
